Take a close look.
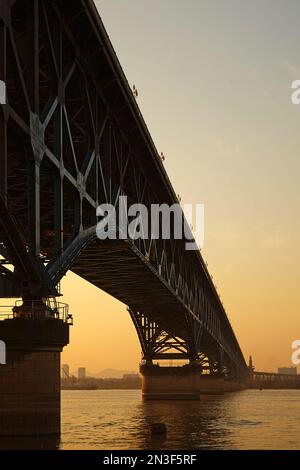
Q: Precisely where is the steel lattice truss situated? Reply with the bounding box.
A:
[0,0,248,377]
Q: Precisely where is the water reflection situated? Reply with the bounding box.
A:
[133,394,233,449]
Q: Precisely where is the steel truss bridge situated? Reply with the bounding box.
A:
[0,0,248,379]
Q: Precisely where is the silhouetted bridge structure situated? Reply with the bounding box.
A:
[250,372,300,389]
[0,0,272,437]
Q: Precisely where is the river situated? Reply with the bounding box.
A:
[0,389,299,450]
[58,389,300,450]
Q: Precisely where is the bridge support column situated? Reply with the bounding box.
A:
[140,364,227,399]
[0,312,69,437]
[140,364,202,400]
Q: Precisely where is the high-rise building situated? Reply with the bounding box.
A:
[278,367,297,375]
[61,364,70,379]
[78,367,86,379]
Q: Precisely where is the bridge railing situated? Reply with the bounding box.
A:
[0,299,72,323]
[253,371,300,381]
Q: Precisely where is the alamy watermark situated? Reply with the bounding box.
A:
[291,340,300,366]
[96,196,204,251]
[0,80,6,105]
[0,340,6,365]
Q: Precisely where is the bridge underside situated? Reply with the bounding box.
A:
[67,237,240,375]
[72,239,188,334]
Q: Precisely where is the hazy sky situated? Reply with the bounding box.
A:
[62,0,300,374]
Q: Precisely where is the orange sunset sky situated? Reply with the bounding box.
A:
[61,0,300,374]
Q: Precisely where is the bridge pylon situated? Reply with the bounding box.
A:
[0,299,70,437]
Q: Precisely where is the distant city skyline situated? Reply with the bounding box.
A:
[61,364,138,379]
[61,361,298,378]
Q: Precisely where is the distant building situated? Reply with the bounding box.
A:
[278,367,297,375]
[78,367,86,379]
[123,373,140,380]
[61,364,70,379]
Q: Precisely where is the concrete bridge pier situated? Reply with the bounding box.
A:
[0,301,69,437]
[140,364,228,399]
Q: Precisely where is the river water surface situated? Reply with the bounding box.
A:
[59,389,300,450]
